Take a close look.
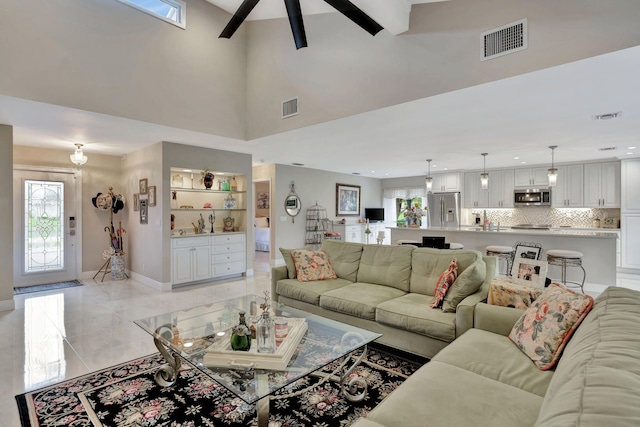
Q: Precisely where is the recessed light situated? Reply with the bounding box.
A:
[370,170,375,173]
[627,152,635,155]
[629,146,637,150]
[182,169,193,172]
[443,168,448,171]
[432,164,437,168]
[513,156,519,160]
[521,161,527,164]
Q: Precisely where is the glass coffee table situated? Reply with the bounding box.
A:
[134,294,382,427]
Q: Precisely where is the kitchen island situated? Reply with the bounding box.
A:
[389,227,618,286]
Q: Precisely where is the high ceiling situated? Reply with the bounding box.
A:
[1,2,639,179]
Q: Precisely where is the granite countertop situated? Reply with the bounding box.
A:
[389,226,619,238]
[171,231,244,238]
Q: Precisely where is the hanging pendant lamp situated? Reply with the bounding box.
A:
[480,153,489,190]
[548,145,558,187]
[425,159,433,193]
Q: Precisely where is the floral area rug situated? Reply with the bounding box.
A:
[16,344,427,427]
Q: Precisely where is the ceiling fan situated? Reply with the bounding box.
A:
[219,0,384,50]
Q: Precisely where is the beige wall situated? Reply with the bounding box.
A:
[246,0,640,139]
[0,126,14,309]
[13,145,125,275]
[0,0,246,139]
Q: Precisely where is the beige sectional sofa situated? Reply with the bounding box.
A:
[271,240,498,358]
[353,286,640,427]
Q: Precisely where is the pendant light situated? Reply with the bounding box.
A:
[425,159,433,193]
[547,145,558,187]
[70,143,88,167]
[480,153,489,190]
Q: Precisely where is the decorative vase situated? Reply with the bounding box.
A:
[203,172,214,189]
[257,311,276,353]
[230,311,251,351]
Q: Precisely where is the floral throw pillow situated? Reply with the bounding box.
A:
[430,258,458,309]
[291,249,337,282]
[509,283,594,370]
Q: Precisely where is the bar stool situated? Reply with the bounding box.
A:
[546,250,586,293]
[449,243,464,250]
[486,245,515,276]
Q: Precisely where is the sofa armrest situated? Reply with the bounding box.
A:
[473,303,525,336]
[271,265,288,302]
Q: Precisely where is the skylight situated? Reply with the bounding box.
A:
[117,0,185,28]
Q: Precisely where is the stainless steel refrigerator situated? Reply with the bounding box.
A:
[426,192,461,229]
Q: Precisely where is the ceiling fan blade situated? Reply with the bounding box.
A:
[219,0,261,39]
[284,0,307,49]
[323,0,384,36]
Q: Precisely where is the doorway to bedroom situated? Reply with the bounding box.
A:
[254,179,271,272]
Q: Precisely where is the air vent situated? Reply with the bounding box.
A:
[481,19,527,61]
[282,97,299,119]
[599,147,618,152]
[593,111,622,120]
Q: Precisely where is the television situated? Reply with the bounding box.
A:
[364,208,385,223]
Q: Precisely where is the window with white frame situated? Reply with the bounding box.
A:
[116,0,186,28]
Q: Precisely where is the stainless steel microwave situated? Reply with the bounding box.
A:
[514,188,552,206]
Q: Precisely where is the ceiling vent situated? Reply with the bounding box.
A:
[282,97,299,119]
[481,19,527,61]
[593,111,622,120]
[599,147,618,152]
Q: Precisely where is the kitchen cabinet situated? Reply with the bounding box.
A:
[212,233,246,277]
[583,161,620,208]
[621,215,640,269]
[431,172,461,192]
[621,159,640,212]
[487,169,514,208]
[172,237,212,285]
[552,164,584,207]
[463,171,489,208]
[514,167,549,187]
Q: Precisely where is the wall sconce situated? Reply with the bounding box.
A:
[548,145,558,187]
[425,159,433,193]
[70,143,88,167]
[480,153,489,190]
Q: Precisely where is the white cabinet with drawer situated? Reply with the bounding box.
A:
[172,236,212,285]
[212,233,246,277]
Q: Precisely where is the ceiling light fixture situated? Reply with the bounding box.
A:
[70,143,87,167]
[425,159,433,193]
[548,145,558,187]
[480,153,489,190]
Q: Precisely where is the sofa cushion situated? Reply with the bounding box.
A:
[363,360,544,427]
[535,286,640,426]
[442,259,486,313]
[376,293,456,342]
[434,328,554,397]
[320,283,406,320]
[509,283,594,370]
[275,278,353,306]
[279,246,312,279]
[409,248,482,296]
[320,240,363,282]
[356,245,414,292]
[291,249,337,282]
[430,258,458,309]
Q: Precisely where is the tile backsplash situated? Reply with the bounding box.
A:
[464,208,620,228]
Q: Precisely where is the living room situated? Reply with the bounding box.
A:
[2,0,640,424]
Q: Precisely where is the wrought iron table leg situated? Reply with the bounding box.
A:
[152,324,182,387]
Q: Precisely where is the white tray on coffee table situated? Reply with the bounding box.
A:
[202,317,308,370]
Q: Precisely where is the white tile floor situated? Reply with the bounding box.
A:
[2,253,639,427]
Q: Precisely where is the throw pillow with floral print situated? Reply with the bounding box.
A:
[430,258,458,308]
[291,249,337,282]
[509,283,594,370]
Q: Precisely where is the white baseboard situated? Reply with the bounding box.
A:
[0,298,16,312]
[129,271,172,292]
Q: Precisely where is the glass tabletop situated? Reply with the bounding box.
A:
[134,294,382,404]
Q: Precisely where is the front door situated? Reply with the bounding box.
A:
[13,169,80,287]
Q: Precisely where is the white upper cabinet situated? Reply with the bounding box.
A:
[584,161,621,208]
[431,172,461,192]
[622,159,640,212]
[463,171,489,208]
[514,167,549,187]
[488,169,515,208]
[552,164,584,207]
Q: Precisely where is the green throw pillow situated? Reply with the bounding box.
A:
[442,259,486,313]
[279,246,312,279]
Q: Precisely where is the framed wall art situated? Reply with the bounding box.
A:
[139,178,148,195]
[139,199,148,224]
[513,242,542,260]
[336,183,361,216]
[148,186,156,206]
[511,259,548,288]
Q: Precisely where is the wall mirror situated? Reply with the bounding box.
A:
[285,181,301,222]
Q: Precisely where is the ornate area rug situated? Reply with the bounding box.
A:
[16,344,427,427]
[13,280,83,295]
